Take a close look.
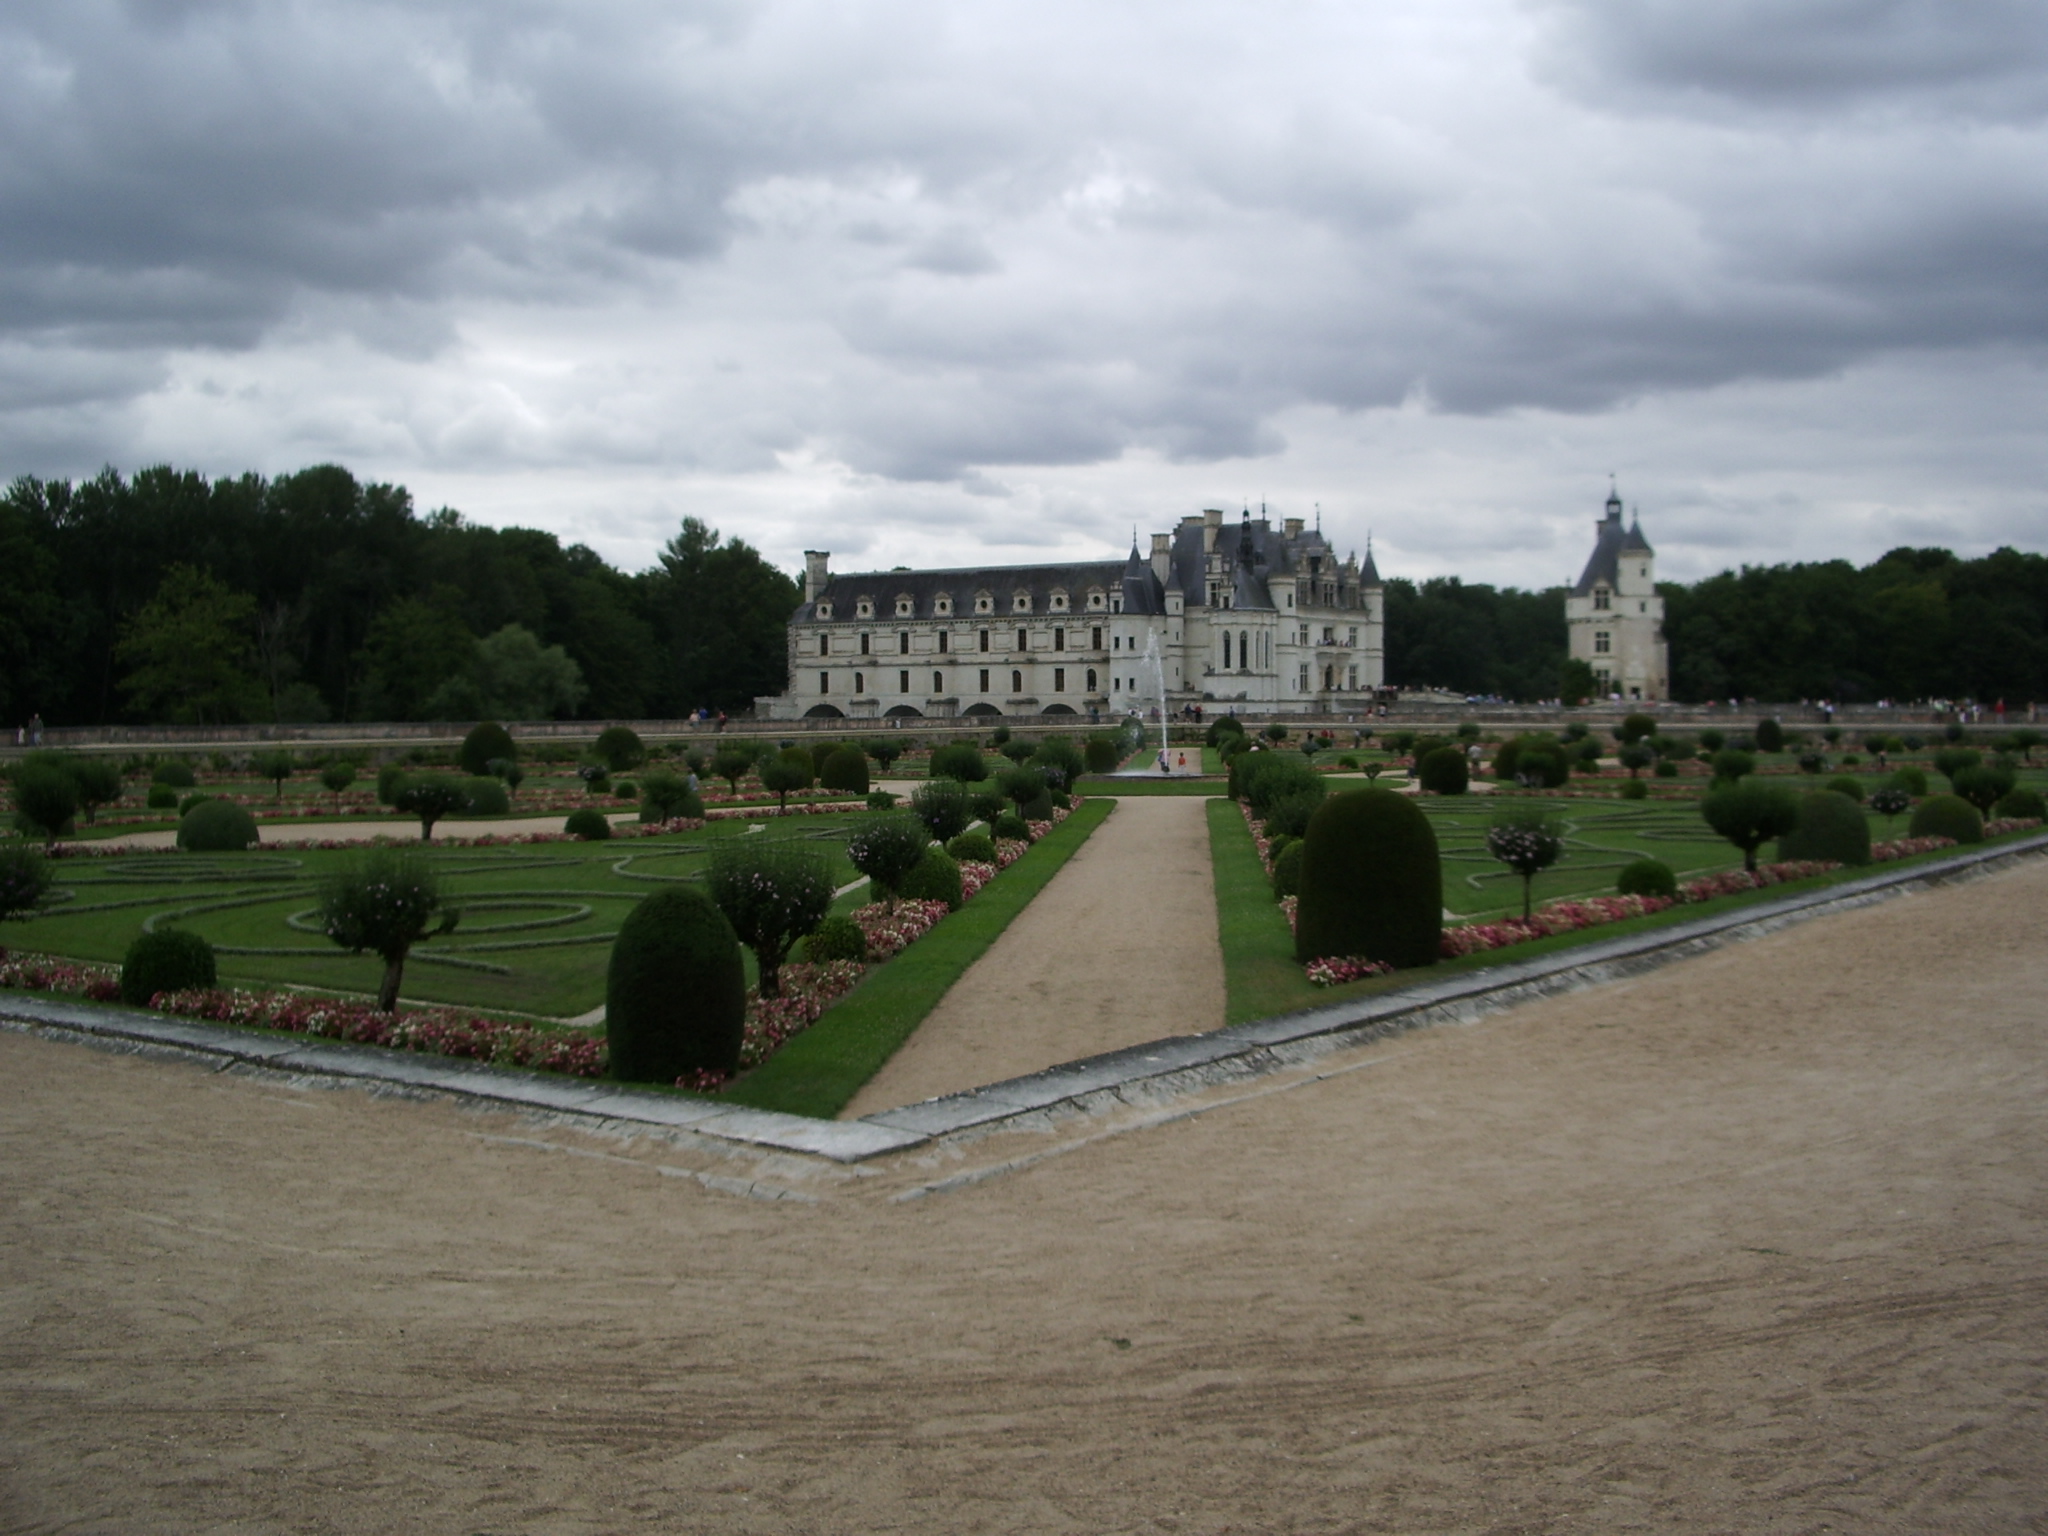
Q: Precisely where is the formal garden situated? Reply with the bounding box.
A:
[3,710,2044,1119]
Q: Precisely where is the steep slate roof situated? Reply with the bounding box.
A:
[1120,543,1167,615]
[798,560,1124,622]
[1572,489,1653,596]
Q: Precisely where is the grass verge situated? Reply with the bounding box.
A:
[1078,779,1225,796]
[723,797,1115,1120]
[1209,796,2048,1024]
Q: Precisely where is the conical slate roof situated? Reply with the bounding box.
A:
[1120,541,1165,615]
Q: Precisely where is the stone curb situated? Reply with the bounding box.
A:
[5,832,2044,1163]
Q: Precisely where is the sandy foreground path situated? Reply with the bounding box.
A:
[844,796,1225,1117]
[3,858,2046,1533]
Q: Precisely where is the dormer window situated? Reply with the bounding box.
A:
[934,593,953,616]
[815,601,832,620]
[1592,587,1610,611]
[975,591,993,614]
[1013,592,1032,613]
[895,594,914,617]
[856,598,874,619]
[1087,589,1105,610]
[1050,590,1068,612]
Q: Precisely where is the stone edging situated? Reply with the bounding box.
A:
[5,832,2045,1163]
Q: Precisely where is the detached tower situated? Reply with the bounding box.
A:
[1565,486,1668,701]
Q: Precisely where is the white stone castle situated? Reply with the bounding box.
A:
[757,507,1385,720]
[1564,485,1669,701]
[757,489,1666,717]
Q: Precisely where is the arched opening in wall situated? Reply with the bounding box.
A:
[963,701,1002,717]
[803,703,846,718]
[1041,703,1078,715]
[884,705,924,718]
[1011,670,1023,692]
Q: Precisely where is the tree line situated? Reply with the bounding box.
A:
[1,462,2042,725]
[0,464,797,727]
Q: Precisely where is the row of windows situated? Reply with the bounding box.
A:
[819,668,1102,696]
[816,589,1111,621]
[821,626,1117,658]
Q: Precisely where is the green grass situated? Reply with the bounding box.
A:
[725,798,1114,1119]
[1078,779,1224,796]
[1,818,868,1019]
[1208,789,2047,1023]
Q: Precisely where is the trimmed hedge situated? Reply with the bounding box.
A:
[804,913,868,964]
[463,776,510,815]
[565,807,612,840]
[459,721,515,776]
[605,886,745,1082]
[1271,839,1303,900]
[1825,774,1865,803]
[120,928,217,1006]
[898,847,964,911]
[819,745,871,794]
[1778,789,1871,866]
[1995,786,2046,821]
[992,810,1030,841]
[1909,793,1983,844]
[927,743,988,782]
[1417,745,1469,795]
[1294,788,1441,968]
[1616,857,1677,899]
[151,761,196,789]
[945,831,997,864]
[176,798,260,852]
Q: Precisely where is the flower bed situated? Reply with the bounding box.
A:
[1871,836,1955,861]
[0,950,121,1002]
[1440,894,1676,957]
[1674,860,1840,902]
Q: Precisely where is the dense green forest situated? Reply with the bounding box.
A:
[1,463,2042,725]
[0,465,797,726]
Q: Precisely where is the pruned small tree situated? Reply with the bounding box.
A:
[10,762,77,847]
[594,725,646,773]
[65,759,125,825]
[392,774,471,842]
[757,747,814,812]
[0,844,52,921]
[864,739,904,771]
[845,814,932,910]
[1617,742,1655,778]
[1486,808,1565,919]
[1701,779,1802,873]
[712,746,756,794]
[706,840,833,997]
[320,760,357,804]
[910,779,974,842]
[255,749,296,798]
[315,850,459,1012]
[1868,786,1911,828]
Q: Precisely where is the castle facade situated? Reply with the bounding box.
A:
[756,507,1384,720]
[1564,487,1669,700]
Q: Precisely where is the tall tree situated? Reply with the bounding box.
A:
[644,519,799,713]
[116,564,263,724]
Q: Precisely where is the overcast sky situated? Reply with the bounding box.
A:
[4,0,2044,590]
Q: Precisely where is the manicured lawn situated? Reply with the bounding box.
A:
[1,818,866,1019]
[725,798,1114,1119]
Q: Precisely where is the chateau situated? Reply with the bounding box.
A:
[757,507,1385,720]
[1564,486,1669,700]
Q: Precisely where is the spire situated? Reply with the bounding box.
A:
[1605,477,1623,520]
[1238,505,1255,562]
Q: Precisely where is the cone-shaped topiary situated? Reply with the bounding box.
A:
[119,928,217,1006]
[1909,793,1983,844]
[176,798,259,851]
[1417,745,1469,794]
[1294,788,1441,968]
[1778,789,1871,866]
[605,886,746,1082]
[1755,717,1785,753]
[460,721,515,776]
[564,807,612,840]
[819,744,871,794]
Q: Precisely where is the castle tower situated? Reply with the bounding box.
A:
[1564,487,1668,701]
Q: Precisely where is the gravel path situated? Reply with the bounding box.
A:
[4,857,2043,1530]
[842,795,1225,1117]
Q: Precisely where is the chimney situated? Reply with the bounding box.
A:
[1150,531,1171,587]
[1202,507,1224,553]
[803,550,830,603]
[1284,517,1304,539]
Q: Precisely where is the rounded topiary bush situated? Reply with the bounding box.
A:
[1417,745,1470,795]
[1265,832,1295,865]
[1887,766,1928,797]
[593,725,646,773]
[927,743,988,782]
[1778,789,1871,866]
[1616,857,1677,899]
[178,793,213,817]
[1909,793,1983,845]
[898,847,964,911]
[463,776,510,815]
[376,762,409,805]
[146,784,178,810]
[1654,758,1679,778]
[1206,715,1246,747]
[1083,736,1120,774]
[945,831,997,864]
[1261,788,1324,841]
[1271,839,1304,900]
[1755,718,1785,753]
[152,761,197,789]
[1294,788,1441,969]
[993,810,1030,841]
[605,886,746,1082]
[1018,790,1055,823]
[1826,775,1865,803]
[1995,786,2046,821]
[819,744,871,794]
[176,798,259,852]
[804,913,868,964]
[120,928,217,1006]
[460,720,515,777]
[565,807,612,840]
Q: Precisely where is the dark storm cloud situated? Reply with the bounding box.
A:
[0,0,2043,549]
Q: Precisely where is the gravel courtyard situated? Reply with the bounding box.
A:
[3,856,2044,1533]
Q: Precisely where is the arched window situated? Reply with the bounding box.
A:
[854,671,865,694]
[1239,631,1249,671]
[933,670,943,693]
[1086,668,1098,691]
[1011,669,1022,693]
[1016,627,1027,651]
[1221,633,1231,669]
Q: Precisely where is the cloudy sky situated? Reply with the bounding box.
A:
[4,0,2044,589]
